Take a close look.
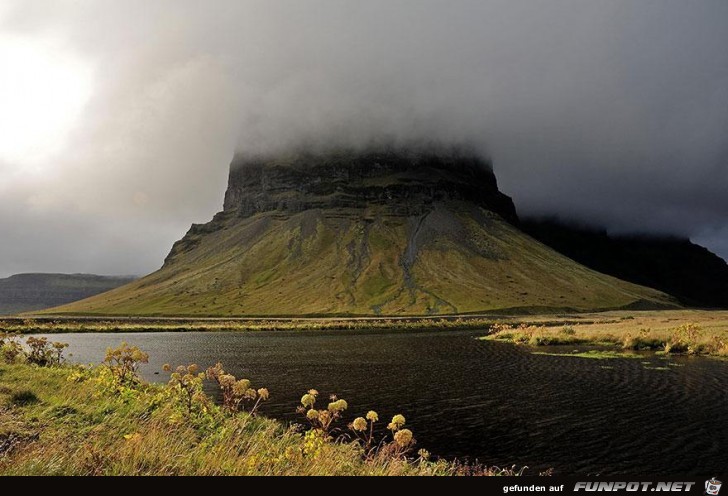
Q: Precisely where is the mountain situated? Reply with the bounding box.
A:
[47,147,675,316]
[0,273,136,315]
[521,218,728,308]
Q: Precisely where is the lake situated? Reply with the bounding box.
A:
[37,329,728,475]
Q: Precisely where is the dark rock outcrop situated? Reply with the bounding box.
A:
[522,218,728,308]
[222,147,518,223]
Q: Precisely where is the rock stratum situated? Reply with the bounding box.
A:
[49,147,676,316]
[221,149,518,222]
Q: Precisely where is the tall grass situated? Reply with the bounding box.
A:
[484,322,728,357]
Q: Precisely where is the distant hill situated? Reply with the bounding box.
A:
[47,147,675,316]
[0,273,136,315]
[521,219,728,308]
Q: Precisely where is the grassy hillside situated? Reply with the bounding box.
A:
[46,204,675,316]
[0,273,135,315]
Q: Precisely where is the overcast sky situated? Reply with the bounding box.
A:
[1,1,727,278]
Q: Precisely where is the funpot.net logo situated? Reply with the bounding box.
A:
[573,482,696,492]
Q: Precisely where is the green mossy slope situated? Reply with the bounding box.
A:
[47,203,675,316]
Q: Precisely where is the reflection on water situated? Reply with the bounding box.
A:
[37,329,728,475]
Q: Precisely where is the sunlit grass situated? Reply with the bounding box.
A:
[482,313,728,358]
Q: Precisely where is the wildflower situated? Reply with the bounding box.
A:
[130,348,148,363]
[328,399,348,412]
[284,446,298,460]
[387,422,397,431]
[365,410,379,422]
[233,379,251,395]
[301,393,316,408]
[308,389,319,396]
[418,449,430,460]
[206,362,223,378]
[219,374,235,388]
[306,409,319,421]
[303,429,325,458]
[162,363,171,372]
[391,414,406,428]
[257,388,269,400]
[394,428,413,447]
[351,417,367,432]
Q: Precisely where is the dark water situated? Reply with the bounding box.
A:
[37,329,728,475]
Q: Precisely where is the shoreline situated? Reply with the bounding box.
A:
[2,315,500,334]
[481,311,728,359]
[2,309,728,336]
[0,349,525,475]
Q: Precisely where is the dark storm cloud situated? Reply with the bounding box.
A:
[1,0,727,277]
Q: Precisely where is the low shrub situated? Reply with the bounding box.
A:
[103,342,148,387]
[206,362,269,415]
[25,337,68,366]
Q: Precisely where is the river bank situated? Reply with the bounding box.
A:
[4,309,728,336]
[0,347,521,476]
[481,310,728,358]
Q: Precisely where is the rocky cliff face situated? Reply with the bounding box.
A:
[222,148,519,223]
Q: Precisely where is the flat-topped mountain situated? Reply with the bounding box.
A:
[48,147,675,316]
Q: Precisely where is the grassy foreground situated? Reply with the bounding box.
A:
[0,344,519,476]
